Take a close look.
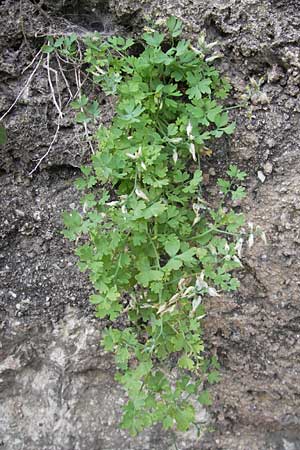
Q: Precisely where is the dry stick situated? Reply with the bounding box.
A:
[30,52,64,175]
[0,54,43,122]
[54,52,94,98]
[55,52,73,101]
[22,49,43,74]
[29,121,60,175]
[45,52,63,119]
[51,64,63,114]
[67,73,89,106]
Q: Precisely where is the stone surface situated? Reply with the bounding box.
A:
[1,0,300,449]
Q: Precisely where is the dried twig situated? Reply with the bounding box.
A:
[55,52,73,101]
[22,49,43,74]
[45,52,63,119]
[29,120,60,175]
[0,54,43,122]
[74,60,95,154]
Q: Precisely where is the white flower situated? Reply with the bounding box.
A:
[207,287,220,297]
[233,255,243,266]
[135,188,149,201]
[248,233,254,248]
[173,150,178,164]
[193,216,200,226]
[186,121,193,137]
[189,142,197,161]
[192,296,202,312]
[235,238,244,258]
[126,152,137,159]
[195,273,208,291]
[169,137,182,144]
[106,201,119,206]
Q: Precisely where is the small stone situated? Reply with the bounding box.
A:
[202,173,210,185]
[263,161,273,175]
[15,209,25,217]
[251,92,269,105]
[33,211,41,221]
[267,65,283,83]
[266,138,276,148]
[257,171,266,183]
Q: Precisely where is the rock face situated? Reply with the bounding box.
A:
[0,0,300,449]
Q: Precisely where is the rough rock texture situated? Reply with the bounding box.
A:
[1,0,300,449]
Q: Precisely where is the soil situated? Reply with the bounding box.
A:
[0,1,300,449]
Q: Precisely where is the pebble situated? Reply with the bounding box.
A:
[263,161,273,175]
[257,170,266,183]
[266,138,276,148]
[15,209,25,217]
[33,211,41,221]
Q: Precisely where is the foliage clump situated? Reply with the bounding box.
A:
[62,17,247,436]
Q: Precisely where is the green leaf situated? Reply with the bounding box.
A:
[177,248,197,264]
[136,270,164,287]
[142,32,164,47]
[162,416,174,429]
[198,390,213,406]
[166,16,183,37]
[187,79,211,99]
[86,100,101,117]
[175,40,189,56]
[207,370,221,384]
[0,124,7,145]
[54,37,64,48]
[143,202,166,219]
[227,165,247,180]
[167,123,178,136]
[63,210,82,240]
[217,178,231,194]
[42,44,54,54]
[174,405,195,431]
[116,347,130,368]
[164,236,180,257]
[214,112,228,128]
[178,355,194,370]
[222,122,236,135]
[164,258,183,272]
[76,111,91,124]
[231,186,246,201]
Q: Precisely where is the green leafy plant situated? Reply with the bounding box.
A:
[60,18,247,437]
[0,123,7,145]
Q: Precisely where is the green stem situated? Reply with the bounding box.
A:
[113,253,123,279]
[225,103,246,111]
[146,229,161,270]
[187,227,238,241]
[146,226,163,303]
